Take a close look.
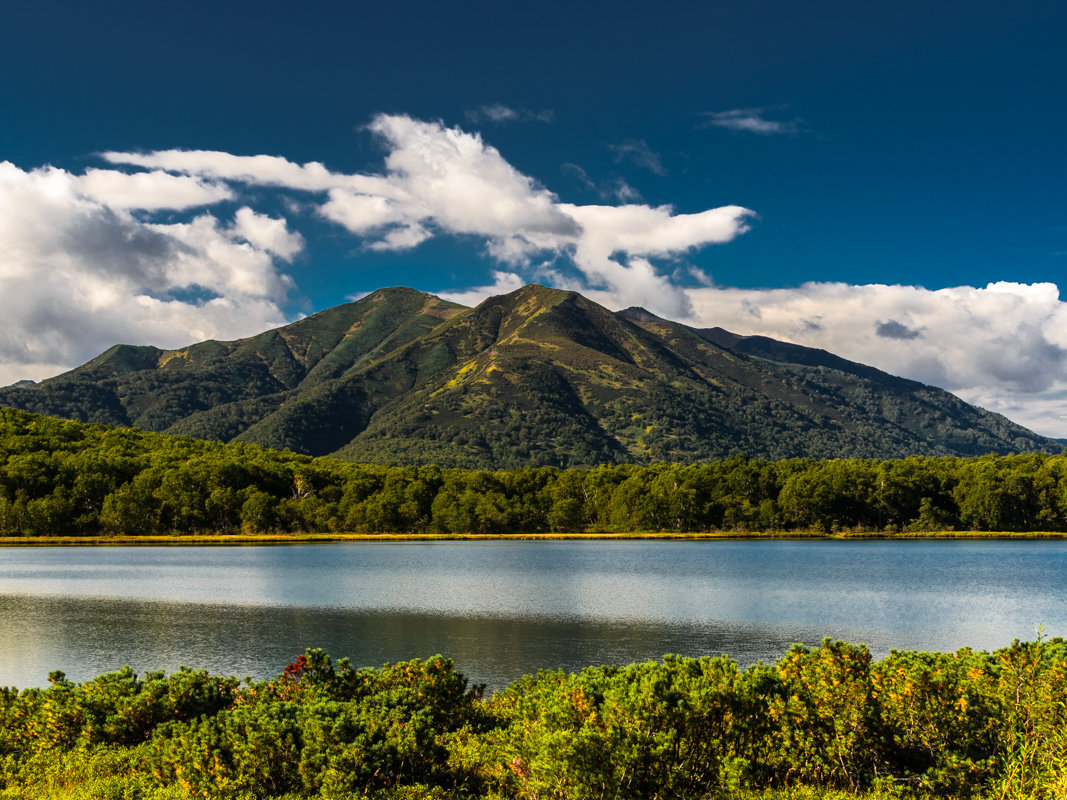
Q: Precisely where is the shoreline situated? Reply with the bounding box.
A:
[2,529,1066,545]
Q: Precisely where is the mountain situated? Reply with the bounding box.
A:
[0,284,1059,467]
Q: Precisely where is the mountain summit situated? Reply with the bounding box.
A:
[0,285,1058,467]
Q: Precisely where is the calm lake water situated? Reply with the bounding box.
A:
[1,539,1065,692]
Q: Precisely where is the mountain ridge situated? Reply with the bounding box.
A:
[0,284,1059,467]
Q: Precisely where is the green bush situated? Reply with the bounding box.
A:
[3,641,1067,798]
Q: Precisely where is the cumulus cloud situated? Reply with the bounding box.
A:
[674,281,1067,437]
[73,169,234,210]
[564,203,753,315]
[701,107,803,136]
[327,114,580,243]
[104,114,753,320]
[0,161,295,384]
[230,207,305,261]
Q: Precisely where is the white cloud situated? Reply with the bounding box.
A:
[671,281,1067,437]
[564,203,753,257]
[564,203,753,316]
[230,207,305,261]
[73,168,233,210]
[365,114,579,240]
[610,180,642,203]
[347,116,751,316]
[562,163,642,202]
[103,149,340,191]
[303,115,582,260]
[105,115,753,320]
[0,161,295,381]
[608,139,667,176]
[102,148,403,199]
[146,213,295,300]
[465,104,554,124]
[319,191,403,234]
[366,223,432,252]
[701,107,803,136]
[472,103,520,123]
[437,271,528,307]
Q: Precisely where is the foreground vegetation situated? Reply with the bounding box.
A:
[3,638,1066,799]
[3,407,1067,537]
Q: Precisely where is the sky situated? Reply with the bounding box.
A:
[2,0,1067,436]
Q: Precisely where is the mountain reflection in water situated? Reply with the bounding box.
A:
[1,594,855,691]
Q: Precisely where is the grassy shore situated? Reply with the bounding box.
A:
[2,529,1066,545]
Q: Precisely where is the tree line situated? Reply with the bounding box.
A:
[2,406,1067,536]
[3,638,1066,798]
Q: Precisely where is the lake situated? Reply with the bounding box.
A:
[1,539,1065,692]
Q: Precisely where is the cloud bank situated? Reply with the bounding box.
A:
[0,161,296,385]
[678,281,1067,438]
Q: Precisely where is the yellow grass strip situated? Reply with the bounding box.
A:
[2,530,1066,545]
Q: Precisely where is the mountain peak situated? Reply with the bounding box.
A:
[483,282,578,310]
[617,306,663,323]
[360,286,438,303]
[0,285,1059,467]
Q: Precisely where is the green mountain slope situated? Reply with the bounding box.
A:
[0,288,463,444]
[0,284,1059,467]
[617,307,1053,460]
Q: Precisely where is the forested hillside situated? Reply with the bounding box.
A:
[0,285,1058,467]
[1,407,1066,536]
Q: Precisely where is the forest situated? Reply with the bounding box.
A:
[2,407,1067,537]
[2,638,1065,799]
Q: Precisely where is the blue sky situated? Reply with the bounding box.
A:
[2,0,1067,435]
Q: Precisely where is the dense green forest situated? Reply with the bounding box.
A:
[2,638,1065,799]
[2,407,1067,536]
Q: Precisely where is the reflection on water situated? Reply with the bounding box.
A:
[1,540,1065,691]
[0,595,853,692]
